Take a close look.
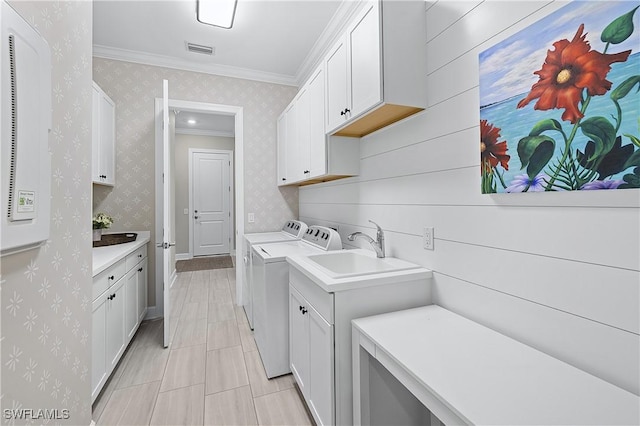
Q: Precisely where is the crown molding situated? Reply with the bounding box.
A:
[92,44,298,87]
[295,0,367,86]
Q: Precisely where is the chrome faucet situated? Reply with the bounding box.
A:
[348,220,385,258]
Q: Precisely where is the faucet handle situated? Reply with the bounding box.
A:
[369,220,383,238]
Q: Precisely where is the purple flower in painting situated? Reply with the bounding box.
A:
[505,173,549,192]
[581,180,624,190]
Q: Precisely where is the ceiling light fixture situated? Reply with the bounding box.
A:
[197,0,237,29]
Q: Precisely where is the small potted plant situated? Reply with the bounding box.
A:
[92,212,113,241]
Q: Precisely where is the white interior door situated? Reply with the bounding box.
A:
[192,151,230,256]
[161,80,174,348]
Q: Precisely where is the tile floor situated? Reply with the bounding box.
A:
[92,268,314,426]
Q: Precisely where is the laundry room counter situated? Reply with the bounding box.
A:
[92,231,150,276]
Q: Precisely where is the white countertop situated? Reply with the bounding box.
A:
[352,305,640,425]
[92,231,151,276]
[286,249,432,292]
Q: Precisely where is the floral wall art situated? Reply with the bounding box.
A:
[479,1,639,193]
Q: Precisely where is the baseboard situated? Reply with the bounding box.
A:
[170,268,177,288]
[176,253,191,261]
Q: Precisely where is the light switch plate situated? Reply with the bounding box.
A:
[248,213,255,223]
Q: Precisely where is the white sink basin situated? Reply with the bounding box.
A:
[306,251,421,278]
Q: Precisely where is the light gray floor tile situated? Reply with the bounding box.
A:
[209,286,232,304]
[116,344,170,389]
[244,351,294,398]
[180,300,209,321]
[150,383,205,426]
[208,302,236,323]
[207,320,241,351]
[253,388,313,426]
[238,322,258,353]
[187,280,209,303]
[204,385,257,426]
[235,305,250,328]
[172,318,208,348]
[97,381,161,426]
[131,319,164,350]
[206,346,249,395]
[160,344,207,392]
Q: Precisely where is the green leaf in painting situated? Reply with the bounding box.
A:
[577,136,636,179]
[624,134,640,148]
[623,149,640,170]
[580,117,617,161]
[529,119,564,137]
[517,135,555,180]
[619,167,640,189]
[611,75,640,101]
[601,5,639,44]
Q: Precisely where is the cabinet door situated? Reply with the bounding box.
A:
[99,94,116,185]
[297,87,311,181]
[277,112,288,186]
[91,84,101,183]
[137,258,148,323]
[285,103,302,183]
[91,296,107,402]
[124,267,138,342]
[349,1,381,118]
[308,306,334,426]
[325,36,349,132]
[106,280,126,372]
[289,286,310,398]
[308,67,327,179]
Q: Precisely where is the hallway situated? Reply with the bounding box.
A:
[92,268,313,425]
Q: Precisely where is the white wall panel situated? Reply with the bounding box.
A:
[433,274,639,396]
[300,0,640,396]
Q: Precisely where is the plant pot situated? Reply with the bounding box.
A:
[93,229,102,242]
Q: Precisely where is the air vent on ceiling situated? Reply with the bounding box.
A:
[186,42,214,55]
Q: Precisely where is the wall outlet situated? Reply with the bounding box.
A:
[423,227,434,250]
[248,213,255,223]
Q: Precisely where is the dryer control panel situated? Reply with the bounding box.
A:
[281,220,309,238]
[303,226,342,251]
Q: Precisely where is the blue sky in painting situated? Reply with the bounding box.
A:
[479,1,640,106]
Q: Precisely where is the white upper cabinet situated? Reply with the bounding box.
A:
[277,63,359,187]
[326,0,427,137]
[92,81,116,186]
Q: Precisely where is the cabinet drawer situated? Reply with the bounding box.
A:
[125,245,147,271]
[93,259,126,301]
[289,266,334,323]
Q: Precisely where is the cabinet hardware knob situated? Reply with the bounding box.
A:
[138,267,143,272]
[304,170,310,174]
[299,306,303,311]
[282,178,286,181]
[138,254,142,258]
[108,275,114,280]
[194,216,199,219]
[301,308,307,315]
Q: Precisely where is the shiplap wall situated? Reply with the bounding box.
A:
[300,0,640,396]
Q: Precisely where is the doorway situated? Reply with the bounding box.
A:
[190,149,232,257]
[154,99,245,328]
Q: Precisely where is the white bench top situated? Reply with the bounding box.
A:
[352,305,639,425]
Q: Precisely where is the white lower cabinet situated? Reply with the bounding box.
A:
[289,285,334,426]
[92,243,148,403]
[288,265,431,425]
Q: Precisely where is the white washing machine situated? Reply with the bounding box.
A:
[242,220,308,329]
[251,226,342,378]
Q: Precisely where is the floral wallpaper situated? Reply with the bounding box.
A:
[92,58,299,307]
[1,1,93,425]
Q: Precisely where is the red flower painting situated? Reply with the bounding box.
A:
[480,120,510,173]
[517,23,631,124]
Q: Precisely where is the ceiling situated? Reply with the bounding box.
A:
[93,0,355,87]
[93,0,360,134]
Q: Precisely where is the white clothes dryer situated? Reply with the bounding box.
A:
[242,220,308,328]
[251,226,342,378]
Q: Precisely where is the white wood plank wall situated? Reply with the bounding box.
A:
[300,0,640,396]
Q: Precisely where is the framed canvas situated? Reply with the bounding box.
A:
[479,1,639,193]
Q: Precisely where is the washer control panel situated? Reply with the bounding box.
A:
[282,220,309,238]
[303,226,342,251]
